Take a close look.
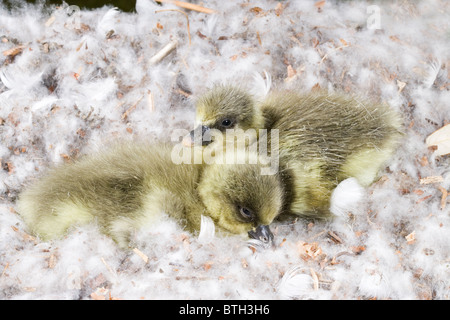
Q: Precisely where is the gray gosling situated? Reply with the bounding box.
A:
[17,144,283,248]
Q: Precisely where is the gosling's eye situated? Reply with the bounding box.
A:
[221,119,233,127]
[239,206,254,220]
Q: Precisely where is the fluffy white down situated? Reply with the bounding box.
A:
[1,0,450,300]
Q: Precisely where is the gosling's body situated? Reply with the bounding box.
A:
[195,86,403,218]
[18,144,283,248]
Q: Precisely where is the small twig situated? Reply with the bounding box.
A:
[327,231,343,244]
[147,90,155,112]
[121,95,144,120]
[438,186,448,210]
[309,268,319,291]
[1,263,9,278]
[309,230,327,241]
[133,248,149,264]
[101,257,116,277]
[319,44,350,64]
[155,9,191,46]
[156,0,216,14]
[2,45,25,57]
[149,39,179,65]
[419,176,444,185]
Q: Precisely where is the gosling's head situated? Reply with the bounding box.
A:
[185,85,263,147]
[198,155,283,243]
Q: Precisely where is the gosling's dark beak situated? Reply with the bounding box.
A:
[182,125,212,146]
[248,225,274,244]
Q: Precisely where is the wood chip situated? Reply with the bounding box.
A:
[250,7,264,15]
[426,123,450,156]
[1,263,9,278]
[416,194,432,204]
[48,253,57,269]
[287,65,296,79]
[438,186,448,210]
[405,231,416,244]
[133,248,149,264]
[5,161,14,174]
[297,241,323,261]
[2,45,25,57]
[256,31,262,46]
[156,0,216,14]
[419,176,444,184]
[203,261,213,271]
[275,2,285,16]
[327,231,343,244]
[91,291,106,300]
[101,257,115,276]
[60,153,71,162]
[148,39,178,65]
[45,16,56,27]
[310,268,319,290]
[350,246,366,254]
[314,0,326,10]
[397,79,406,93]
[121,95,144,120]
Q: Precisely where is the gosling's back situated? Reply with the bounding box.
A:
[259,91,402,217]
[262,91,403,184]
[17,144,202,244]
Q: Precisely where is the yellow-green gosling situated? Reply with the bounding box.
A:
[192,85,403,218]
[17,144,283,248]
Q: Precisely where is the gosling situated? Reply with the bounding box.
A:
[191,85,403,218]
[17,143,283,248]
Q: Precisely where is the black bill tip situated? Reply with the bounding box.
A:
[184,125,212,146]
[248,225,274,244]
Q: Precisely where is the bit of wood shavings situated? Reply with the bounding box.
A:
[133,248,149,263]
[397,79,407,93]
[147,90,155,112]
[47,252,57,269]
[203,261,213,271]
[1,263,9,278]
[297,241,324,261]
[286,65,296,79]
[148,38,179,65]
[274,2,285,16]
[156,0,217,14]
[437,186,448,210]
[419,176,444,184]
[90,287,121,300]
[45,15,56,27]
[416,194,432,204]
[405,231,416,245]
[101,257,116,277]
[256,31,262,46]
[121,95,144,120]
[351,246,366,254]
[327,231,342,244]
[319,42,350,65]
[2,45,25,57]
[314,1,326,10]
[310,268,319,290]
